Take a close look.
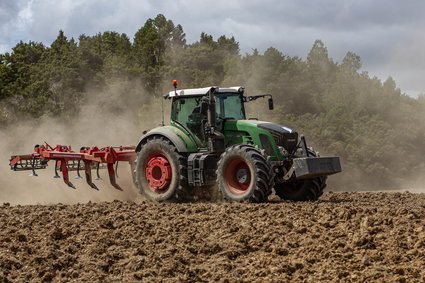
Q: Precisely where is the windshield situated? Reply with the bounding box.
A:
[216,93,246,120]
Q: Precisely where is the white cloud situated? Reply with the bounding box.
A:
[0,44,8,54]
[17,0,33,25]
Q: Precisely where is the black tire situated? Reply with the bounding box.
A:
[135,137,189,202]
[216,145,274,203]
[274,176,327,201]
[274,150,327,201]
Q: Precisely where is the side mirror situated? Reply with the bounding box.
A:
[200,99,208,115]
[268,97,274,110]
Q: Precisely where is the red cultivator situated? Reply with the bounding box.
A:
[9,143,137,190]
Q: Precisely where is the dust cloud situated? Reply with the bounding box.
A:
[242,90,425,193]
[1,79,424,205]
[0,80,168,205]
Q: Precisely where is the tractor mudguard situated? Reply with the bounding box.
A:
[136,126,197,153]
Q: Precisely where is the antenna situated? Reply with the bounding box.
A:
[161,96,165,126]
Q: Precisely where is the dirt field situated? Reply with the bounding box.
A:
[0,191,424,282]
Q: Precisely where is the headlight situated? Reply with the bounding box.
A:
[278,146,288,156]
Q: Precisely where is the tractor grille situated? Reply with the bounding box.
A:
[257,123,299,154]
[271,131,298,154]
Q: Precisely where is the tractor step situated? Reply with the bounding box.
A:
[292,156,342,179]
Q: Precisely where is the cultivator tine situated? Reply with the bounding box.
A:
[95,162,102,180]
[83,161,98,190]
[66,160,84,171]
[53,160,60,178]
[107,163,122,190]
[60,160,75,189]
[115,162,119,178]
[29,157,38,177]
[75,160,83,179]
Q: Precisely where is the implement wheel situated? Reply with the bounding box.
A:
[216,145,274,203]
[136,137,189,202]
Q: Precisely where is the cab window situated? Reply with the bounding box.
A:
[171,97,206,141]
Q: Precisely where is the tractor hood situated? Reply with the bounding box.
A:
[223,120,299,155]
[224,120,294,131]
[256,122,294,134]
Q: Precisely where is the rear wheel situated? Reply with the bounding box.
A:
[136,137,189,202]
[216,145,274,202]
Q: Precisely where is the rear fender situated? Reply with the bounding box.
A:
[136,126,196,153]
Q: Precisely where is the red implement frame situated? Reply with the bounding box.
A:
[9,143,137,190]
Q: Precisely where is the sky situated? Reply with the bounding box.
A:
[1,0,425,96]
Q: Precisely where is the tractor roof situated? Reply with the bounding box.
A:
[166,86,244,98]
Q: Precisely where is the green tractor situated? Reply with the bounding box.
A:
[135,83,341,202]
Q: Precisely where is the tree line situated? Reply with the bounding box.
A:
[1,14,425,189]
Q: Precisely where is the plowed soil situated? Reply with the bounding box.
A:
[0,192,424,282]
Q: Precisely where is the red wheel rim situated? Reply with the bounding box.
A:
[145,153,172,194]
[225,159,251,194]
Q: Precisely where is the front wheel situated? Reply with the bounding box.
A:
[216,145,274,203]
[274,149,327,201]
[274,177,326,201]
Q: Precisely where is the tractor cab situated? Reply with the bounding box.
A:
[167,85,273,150]
[170,90,246,142]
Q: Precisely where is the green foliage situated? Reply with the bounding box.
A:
[169,32,240,87]
[133,14,187,95]
[1,14,424,188]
